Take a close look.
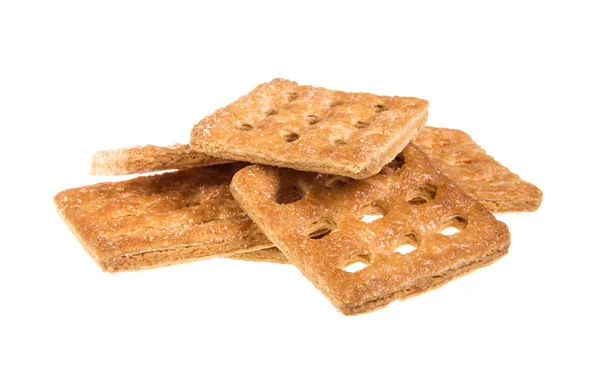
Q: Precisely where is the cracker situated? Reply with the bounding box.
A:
[190,78,428,179]
[413,127,542,212]
[91,143,231,175]
[230,143,511,315]
[55,164,271,272]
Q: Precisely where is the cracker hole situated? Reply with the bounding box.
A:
[393,233,419,255]
[333,138,347,145]
[307,115,321,125]
[324,175,351,189]
[275,185,306,205]
[406,184,437,205]
[306,217,337,240]
[374,104,388,113]
[379,155,405,175]
[287,92,299,102]
[340,251,372,273]
[283,132,300,143]
[343,261,368,273]
[440,215,468,235]
[408,197,427,205]
[453,157,473,165]
[330,100,344,108]
[265,109,278,116]
[358,204,386,223]
[355,121,370,129]
[441,226,460,236]
[395,244,416,254]
[361,214,382,223]
[309,227,333,239]
[237,123,253,131]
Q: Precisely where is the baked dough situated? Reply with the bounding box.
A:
[230,144,511,315]
[190,78,428,179]
[55,164,270,272]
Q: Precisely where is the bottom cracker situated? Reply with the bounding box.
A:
[55,164,271,272]
[414,126,542,212]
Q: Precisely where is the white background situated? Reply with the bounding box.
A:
[1,1,598,377]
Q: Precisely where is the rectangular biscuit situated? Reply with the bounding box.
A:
[190,78,429,179]
[230,143,511,315]
[91,143,231,175]
[55,164,271,272]
[413,127,542,212]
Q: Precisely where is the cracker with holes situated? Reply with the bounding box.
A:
[55,164,271,272]
[230,143,511,315]
[414,127,542,212]
[190,78,429,179]
[91,143,231,175]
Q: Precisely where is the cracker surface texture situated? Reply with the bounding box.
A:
[91,143,231,175]
[190,78,429,179]
[414,127,542,212]
[55,164,271,272]
[230,144,511,315]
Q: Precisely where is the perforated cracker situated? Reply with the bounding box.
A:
[190,78,428,179]
[414,127,542,212]
[55,164,271,272]
[91,143,231,175]
[230,143,511,315]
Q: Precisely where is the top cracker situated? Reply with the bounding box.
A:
[190,79,429,179]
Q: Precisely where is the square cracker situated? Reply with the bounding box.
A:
[91,143,231,175]
[230,143,511,315]
[413,127,542,212]
[55,164,271,272]
[190,78,429,179]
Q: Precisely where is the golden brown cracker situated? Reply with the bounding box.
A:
[413,127,542,212]
[190,78,428,179]
[230,144,511,315]
[55,164,271,272]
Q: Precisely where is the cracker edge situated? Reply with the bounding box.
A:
[91,144,231,176]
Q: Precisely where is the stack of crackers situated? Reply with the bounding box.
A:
[55,79,542,315]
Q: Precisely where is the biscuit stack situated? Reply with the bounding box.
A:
[55,79,542,315]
